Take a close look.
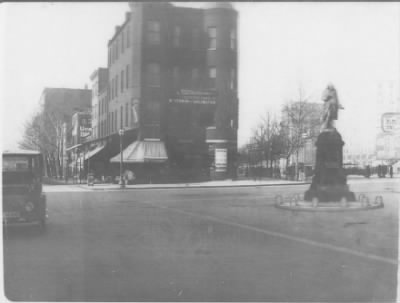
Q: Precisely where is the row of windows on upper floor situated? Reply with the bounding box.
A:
[92,66,236,123]
[146,23,237,50]
[108,22,236,66]
[109,65,130,101]
[107,64,236,104]
[109,24,131,66]
[93,102,135,139]
[145,64,236,91]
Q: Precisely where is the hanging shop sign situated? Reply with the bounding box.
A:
[215,148,227,172]
[381,112,400,133]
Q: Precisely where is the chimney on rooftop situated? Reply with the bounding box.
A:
[125,12,131,20]
[115,26,121,33]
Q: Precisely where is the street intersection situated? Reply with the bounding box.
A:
[3,178,399,301]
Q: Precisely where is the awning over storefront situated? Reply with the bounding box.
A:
[84,144,105,161]
[110,141,168,163]
[66,143,82,152]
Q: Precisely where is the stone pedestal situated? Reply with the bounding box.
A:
[304,129,355,202]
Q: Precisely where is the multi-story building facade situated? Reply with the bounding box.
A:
[86,2,239,181]
[90,68,109,140]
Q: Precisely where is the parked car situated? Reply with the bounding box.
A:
[3,150,47,230]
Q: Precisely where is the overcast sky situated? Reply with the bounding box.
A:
[1,2,399,153]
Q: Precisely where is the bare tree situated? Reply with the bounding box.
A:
[250,111,283,177]
[281,86,321,180]
[19,109,66,178]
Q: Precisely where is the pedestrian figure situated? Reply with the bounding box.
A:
[365,165,370,178]
[389,165,393,178]
[382,165,387,178]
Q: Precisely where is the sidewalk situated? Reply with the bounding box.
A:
[76,178,309,191]
[44,174,397,191]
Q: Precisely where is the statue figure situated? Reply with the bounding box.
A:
[321,84,344,130]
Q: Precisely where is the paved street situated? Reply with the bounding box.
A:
[3,178,399,301]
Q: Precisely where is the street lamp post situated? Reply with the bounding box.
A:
[119,128,125,188]
[87,145,90,179]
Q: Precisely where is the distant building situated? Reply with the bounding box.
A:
[68,111,92,180]
[90,68,108,140]
[375,132,400,161]
[343,148,375,167]
[38,87,91,178]
[375,81,400,164]
[81,2,239,182]
[39,87,92,123]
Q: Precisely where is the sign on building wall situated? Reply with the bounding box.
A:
[131,99,140,125]
[79,116,92,140]
[72,113,92,144]
[381,112,400,133]
[169,90,217,105]
[215,148,227,172]
[376,132,400,160]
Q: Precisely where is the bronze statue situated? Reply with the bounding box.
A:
[321,84,344,130]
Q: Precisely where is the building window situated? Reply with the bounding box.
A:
[230,29,236,50]
[116,75,119,97]
[112,45,115,63]
[111,78,114,99]
[120,106,123,129]
[111,46,114,64]
[207,27,217,49]
[111,77,115,100]
[121,30,125,52]
[126,25,130,48]
[110,112,113,133]
[230,68,236,90]
[192,68,199,88]
[192,28,200,49]
[126,65,129,89]
[208,67,216,89]
[147,21,160,45]
[172,66,180,88]
[111,46,113,63]
[116,38,119,60]
[115,110,117,132]
[173,26,181,47]
[146,63,161,87]
[125,103,129,127]
[121,70,124,93]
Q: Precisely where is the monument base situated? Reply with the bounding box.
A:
[304,129,355,202]
[304,184,356,202]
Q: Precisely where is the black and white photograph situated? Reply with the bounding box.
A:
[1,1,400,302]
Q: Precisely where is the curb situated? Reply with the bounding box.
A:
[77,182,310,191]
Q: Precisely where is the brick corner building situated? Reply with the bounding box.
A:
[87,2,239,182]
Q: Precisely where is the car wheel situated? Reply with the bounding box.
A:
[36,218,47,233]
